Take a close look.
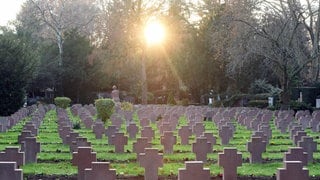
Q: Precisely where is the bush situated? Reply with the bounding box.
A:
[289,101,313,112]
[121,101,133,111]
[167,92,176,105]
[95,98,115,122]
[54,97,71,109]
[248,100,268,108]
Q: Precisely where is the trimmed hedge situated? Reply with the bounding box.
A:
[54,97,71,109]
[95,98,115,122]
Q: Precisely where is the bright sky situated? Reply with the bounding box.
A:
[0,0,26,26]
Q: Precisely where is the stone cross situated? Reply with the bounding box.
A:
[193,122,205,137]
[290,126,303,140]
[92,121,105,139]
[219,125,233,145]
[18,131,33,144]
[139,148,163,180]
[21,137,40,164]
[72,147,97,180]
[112,132,128,153]
[141,126,155,142]
[277,161,309,180]
[192,137,211,162]
[84,162,116,180]
[0,162,23,180]
[284,147,308,167]
[160,131,177,154]
[178,126,192,145]
[293,131,307,146]
[247,137,266,163]
[66,132,80,146]
[140,117,150,128]
[59,126,71,144]
[201,132,216,153]
[298,136,317,163]
[218,148,242,180]
[0,147,24,167]
[105,125,118,145]
[127,123,139,139]
[133,137,152,160]
[70,137,91,153]
[178,161,210,180]
[23,122,38,136]
[252,131,268,144]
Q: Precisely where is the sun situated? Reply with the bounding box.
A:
[144,19,166,45]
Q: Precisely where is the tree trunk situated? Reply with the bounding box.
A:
[280,73,291,110]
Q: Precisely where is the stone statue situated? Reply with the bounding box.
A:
[111,85,120,102]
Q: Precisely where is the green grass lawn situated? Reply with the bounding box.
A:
[1,108,319,178]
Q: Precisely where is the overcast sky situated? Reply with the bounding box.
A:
[0,0,25,26]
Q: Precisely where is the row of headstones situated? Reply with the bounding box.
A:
[274,110,320,133]
[71,145,311,180]
[0,105,38,132]
[0,105,54,180]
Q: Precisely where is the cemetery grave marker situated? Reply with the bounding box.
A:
[92,121,105,139]
[277,161,308,180]
[219,125,233,145]
[178,126,192,145]
[133,137,152,160]
[218,148,242,180]
[141,126,155,142]
[192,137,211,162]
[112,132,128,153]
[0,147,24,167]
[247,137,266,163]
[0,162,22,180]
[298,136,317,163]
[84,162,116,180]
[160,131,177,154]
[72,147,97,180]
[178,161,210,180]
[139,148,163,180]
[127,123,139,139]
[21,137,40,163]
[284,147,308,167]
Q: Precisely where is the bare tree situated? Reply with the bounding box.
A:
[228,0,319,107]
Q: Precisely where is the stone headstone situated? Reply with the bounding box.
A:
[139,148,163,180]
[298,136,317,163]
[72,147,97,180]
[18,131,33,144]
[247,137,266,163]
[0,162,22,180]
[66,132,80,146]
[70,137,91,153]
[193,122,205,137]
[218,148,242,180]
[192,137,211,162]
[178,126,192,145]
[92,121,105,139]
[127,123,139,139]
[284,147,308,167]
[105,125,118,145]
[219,125,233,145]
[141,126,155,142]
[133,137,152,160]
[84,162,116,180]
[21,137,40,163]
[0,147,24,167]
[201,132,216,153]
[178,161,210,180]
[290,126,303,140]
[23,122,38,136]
[293,131,307,146]
[140,118,150,128]
[112,132,128,153]
[277,161,308,180]
[59,126,71,144]
[160,131,177,154]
